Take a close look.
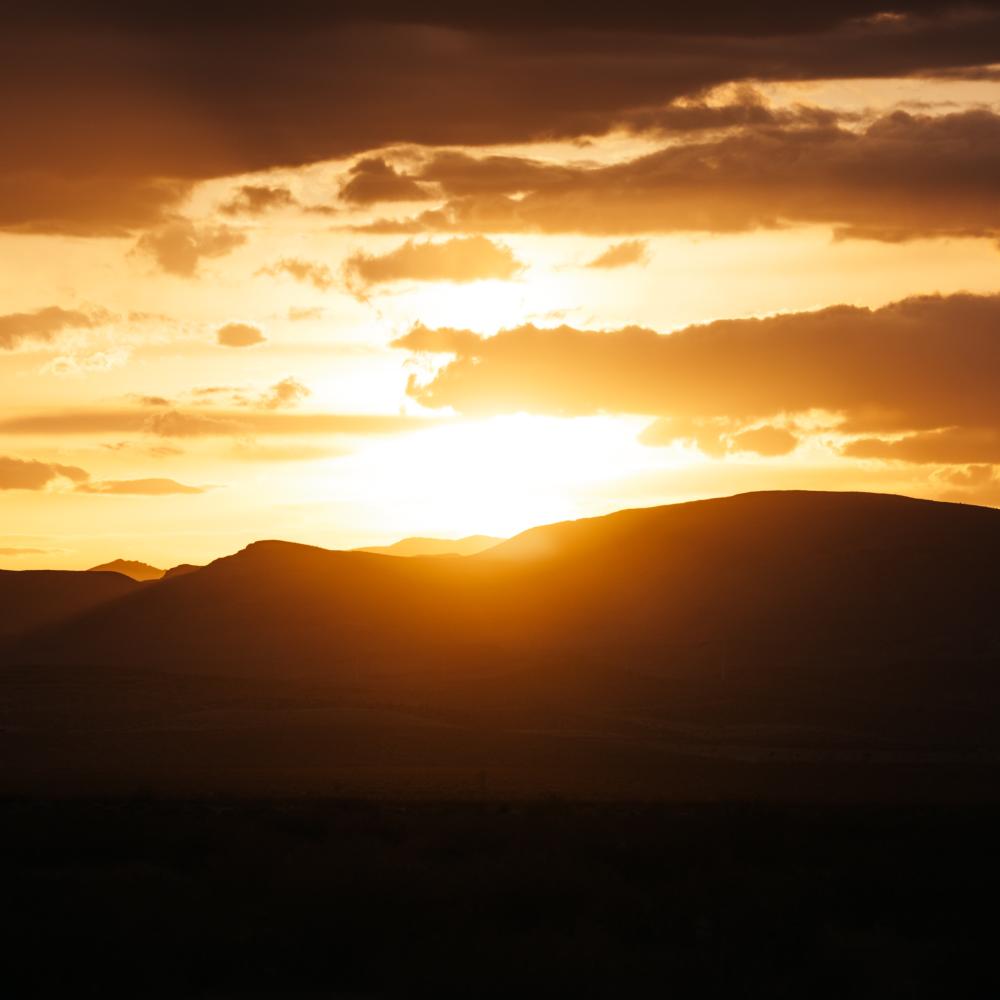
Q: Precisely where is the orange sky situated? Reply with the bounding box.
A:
[3,5,1000,569]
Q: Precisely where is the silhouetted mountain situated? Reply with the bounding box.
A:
[162,563,202,580]
[5,491,1000,798]
[87,559,164,581]
[26,489,993,671]
[357,534,503,557]
[0,569,137,638]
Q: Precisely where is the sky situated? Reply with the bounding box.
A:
[3,1,1000,569]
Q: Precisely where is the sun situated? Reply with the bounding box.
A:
[328,414,665,541]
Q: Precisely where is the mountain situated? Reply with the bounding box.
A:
[0,569,137,638]
[87,559,164,581]
[357,534,503,557]
[162,563,202,580]
[4,491,1000,798]
[11,490,1000,686]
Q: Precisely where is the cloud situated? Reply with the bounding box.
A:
[344,236,524,290]
[135,220,246,277]
[216,322,266,348]
[639,417,799,458]
[258,258,334,290]
[933,463,1000,506]
[43,349,130,376]
[0,174,189,237]
[730,425,800,457]
[77,478,207,495]
[4,6,1000,233]
[190,378,312,410]
[0,455,89,490]
[0,306,107,350]
[101,440,184,458]
[340,157,433,205]
[362,109,1000,242]
[843,428,1000,465]
[0,408,444,438]
[257,377,311,410]
[586,240,650,269]
[394,293,1000,461]
[220,184,297,215]
[288,306,324,321]
[143,409,245,438]
[0,547,51,556]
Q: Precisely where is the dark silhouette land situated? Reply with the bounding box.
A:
[6,490,1000,996]
[3,490,999,799]
[87,558,165,581]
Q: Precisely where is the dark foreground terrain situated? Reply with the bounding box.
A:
[4,493,1000,995]
[6,796,1000,997]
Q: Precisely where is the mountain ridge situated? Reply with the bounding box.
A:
[87,558,164,581]
[4,489,1000,801]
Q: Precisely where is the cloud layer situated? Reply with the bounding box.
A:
[0,307,107,350]
[5,4,1000,233]
[363,110,1000,241]
[395,293,1000,462]
[0,455,88,490]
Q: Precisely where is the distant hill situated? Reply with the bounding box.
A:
[357,534,503,557]
[87,559,164,581]
[5,491,1000,799]
[0,569,137,638]
[13,491,1000,683]
[162,563,202,580]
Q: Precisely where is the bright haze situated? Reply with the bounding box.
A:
[3,1,1000,569]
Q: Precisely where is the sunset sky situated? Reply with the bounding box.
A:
[3,2,1000,568]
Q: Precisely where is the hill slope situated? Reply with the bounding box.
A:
[0,569,138,638]
[87,559,164,581]
[4,491,1000,798]
[357,534,503,557]
[12,490,1000,679]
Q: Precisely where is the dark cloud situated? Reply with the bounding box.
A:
[216,322,266,348]
[0,306,107,350]
[344,236,524,289]
[5,3,959,36]
[843,428,1000,464]
[77,477,207,495]
[394,293,1000,458]
[220,184,297,215]
[573,91,845,138]
[135,220,246,276]
[340,157,433,205]
[361,110,1000,241]
[0,174,189,237]
[586,240,650,269]
[730,425,800,457]
[4,5,999,232]
[258,257,334,290]
[0,455,88,489]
